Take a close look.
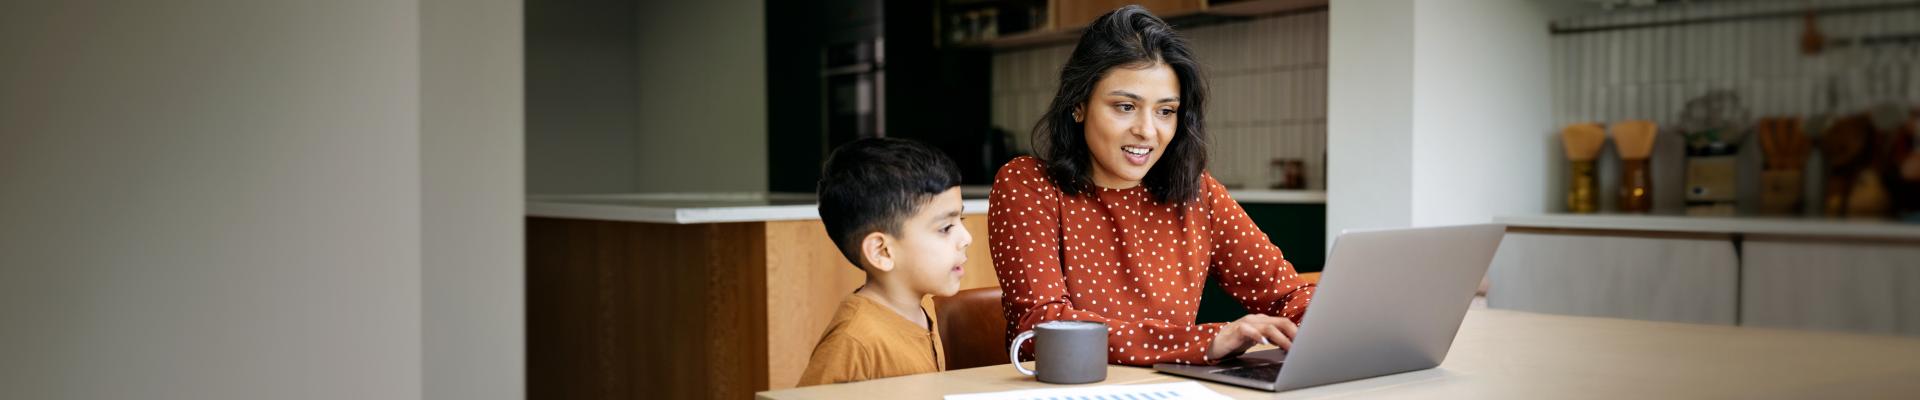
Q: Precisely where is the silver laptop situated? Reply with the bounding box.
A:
[1154,224,1506,391]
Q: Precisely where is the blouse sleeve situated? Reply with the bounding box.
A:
[989,158,1227,365]
[1200,173,1317,323]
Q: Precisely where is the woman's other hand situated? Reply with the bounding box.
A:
[1207,314,1298,361]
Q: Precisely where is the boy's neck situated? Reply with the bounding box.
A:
[855,280,928,330]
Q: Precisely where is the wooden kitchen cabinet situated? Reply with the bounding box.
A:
[527,214,997,400]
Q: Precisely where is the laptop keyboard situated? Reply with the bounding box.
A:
[1216,363,1283,382]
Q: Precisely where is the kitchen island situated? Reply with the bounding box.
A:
[526,189,1326,399]
[526,193,994,399]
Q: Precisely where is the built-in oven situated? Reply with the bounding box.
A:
[823,38,884,146]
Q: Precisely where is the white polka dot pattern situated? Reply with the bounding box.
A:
[989,156,1316,366]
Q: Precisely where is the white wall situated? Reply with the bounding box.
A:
[1327,0,1556,246]
[526,0,639,193]
[422,1,523,399]
[525,0,768,194]
[1327,0,1418,245]
[1408,0,1556,226]
[0,1,522,399]
[632,0,768,193]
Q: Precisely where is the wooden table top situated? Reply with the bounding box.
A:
[758,309,1920,399]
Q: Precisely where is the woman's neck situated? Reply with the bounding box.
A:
[1089,168,1141,189]
[856,281,928,330]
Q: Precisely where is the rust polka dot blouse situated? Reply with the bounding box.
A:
[990,156,1316,366]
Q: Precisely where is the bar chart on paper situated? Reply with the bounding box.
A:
[943,381,1233,400]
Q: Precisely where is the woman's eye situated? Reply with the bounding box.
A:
[1116,104,1135,112]
[1159,108,1176,116]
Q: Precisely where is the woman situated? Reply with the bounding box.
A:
[989,5,1314,366]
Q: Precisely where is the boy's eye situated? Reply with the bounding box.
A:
[940,224,954,233]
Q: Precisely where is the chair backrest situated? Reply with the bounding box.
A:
[1300,271,1322,285]
[933,286,1008,370]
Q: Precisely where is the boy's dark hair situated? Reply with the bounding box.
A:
[817,138,962,268]
[1034,5,1209,204]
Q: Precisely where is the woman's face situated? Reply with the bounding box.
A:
[1077,62,1181,189]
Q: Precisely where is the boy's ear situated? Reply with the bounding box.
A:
[860,231,894,272]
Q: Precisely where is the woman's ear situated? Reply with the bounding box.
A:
[1072,104,1086,123]
[860,231,894,272]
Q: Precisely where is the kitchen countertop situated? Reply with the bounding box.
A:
[528,193,990,224]
[530,186,1325,225]
[1495,214,1920,241]
[959,185,1325,204]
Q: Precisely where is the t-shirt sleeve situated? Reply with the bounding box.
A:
[796,335,873,386]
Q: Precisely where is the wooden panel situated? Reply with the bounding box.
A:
[1054,0,1206,30]
[528,218,630,399]
[959,215,998,290]
[528,218,768,400]
[1486,232,1739,325]
[764,215,998,389]
[1743,240,1920,336]
[764,219,866,390]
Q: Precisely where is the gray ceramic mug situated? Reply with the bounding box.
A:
[1008,320,1108,384]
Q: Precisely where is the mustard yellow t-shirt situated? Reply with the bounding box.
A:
[797,293,945,386]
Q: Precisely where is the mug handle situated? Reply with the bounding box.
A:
[1009,330,1037,376]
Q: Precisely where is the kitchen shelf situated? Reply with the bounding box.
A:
[1496,214,1920,242]
[960,185,1325,204]
[954,0,1327,51]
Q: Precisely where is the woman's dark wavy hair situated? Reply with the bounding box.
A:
[1033,5,1208,204]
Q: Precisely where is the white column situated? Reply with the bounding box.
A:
[0,1,527,398]
[0,2,425,398]
[422,1,525,399]
[1327,0,1557,248]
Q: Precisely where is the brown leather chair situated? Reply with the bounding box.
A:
[933,286,1009,370]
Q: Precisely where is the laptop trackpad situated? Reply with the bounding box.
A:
[1208,349,1287,379]
[1215,362,1283,382]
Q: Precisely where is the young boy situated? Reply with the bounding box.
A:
[798,138,972,386]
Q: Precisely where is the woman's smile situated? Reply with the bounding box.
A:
[1122,145,1154,165]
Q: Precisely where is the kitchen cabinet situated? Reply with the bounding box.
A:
[525,195,998,399]
[1743,240,1920,336]
[1487,231,1739,325]
[1488,214,1920,336]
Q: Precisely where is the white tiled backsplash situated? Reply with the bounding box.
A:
[991,11,1329,190]
[1551,0,1920,127]
[1548,0,1920,213]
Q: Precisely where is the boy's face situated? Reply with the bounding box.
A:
[885,188,972,297]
